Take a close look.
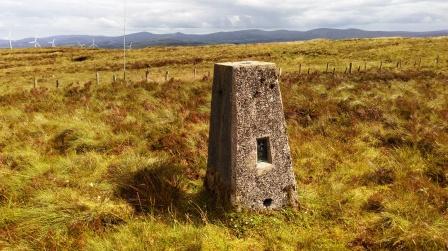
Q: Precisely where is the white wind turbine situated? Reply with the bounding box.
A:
[8,32,13,50]
[48,39,56,47]
[89,39,98,48]
[29,37,41,48]
[128,41,133,50]
[77,41,86,48]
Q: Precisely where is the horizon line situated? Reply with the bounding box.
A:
[3,27,448,41]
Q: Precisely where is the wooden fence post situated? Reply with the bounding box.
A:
[145,68,150,82]
[364,61,367,71]
[56,80,59,88]
[332,67,336,76]
[33,77,37,89]
[96,72,100,85]
[113,74,117,83]
[299,64,302,74]
[326,63,329,73]
[379,61,383,72]
[349,63,352,74]
[165,71,169,81]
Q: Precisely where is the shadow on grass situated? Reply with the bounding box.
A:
[114,160,225,224]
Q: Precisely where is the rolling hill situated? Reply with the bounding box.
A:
[1,28,447,49]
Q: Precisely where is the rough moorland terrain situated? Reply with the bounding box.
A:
[0,37,447,250]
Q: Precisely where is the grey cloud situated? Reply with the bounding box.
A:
[0,0,447,39]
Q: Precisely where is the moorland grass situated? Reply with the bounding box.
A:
[0,37,447,250]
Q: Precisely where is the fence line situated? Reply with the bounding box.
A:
[28,58,446,90]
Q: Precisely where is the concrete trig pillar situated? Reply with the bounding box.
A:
[206,61,298,211]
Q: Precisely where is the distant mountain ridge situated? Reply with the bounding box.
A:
[1,28,447,49]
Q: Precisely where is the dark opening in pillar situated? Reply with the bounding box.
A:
[263,198,273,207]
[257,137,271,163]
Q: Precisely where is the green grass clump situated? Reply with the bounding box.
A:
[1,37,448,250]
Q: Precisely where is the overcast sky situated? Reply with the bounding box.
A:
[1,0,447,39]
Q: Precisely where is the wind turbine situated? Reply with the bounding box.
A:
[89,39,98,48]
[48,39,56,47]
[128,41,133,50]
[29,37,41,48]
[77,41,86,48]
[8,32,13,50]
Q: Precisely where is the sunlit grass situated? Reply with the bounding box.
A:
[0,37,447,250]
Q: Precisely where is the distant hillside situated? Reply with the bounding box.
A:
[1,28,448,49]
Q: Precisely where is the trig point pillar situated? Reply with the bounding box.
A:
[206,61,298,211]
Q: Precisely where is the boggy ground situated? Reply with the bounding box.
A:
[0,37,447,250]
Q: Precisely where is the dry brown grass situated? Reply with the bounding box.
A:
[0,37,447,250]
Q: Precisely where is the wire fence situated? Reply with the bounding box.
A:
[21,56,447,90]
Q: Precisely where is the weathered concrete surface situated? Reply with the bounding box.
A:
[206,61,298,211]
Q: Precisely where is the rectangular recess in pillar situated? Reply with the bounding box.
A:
[257,137,271,163]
